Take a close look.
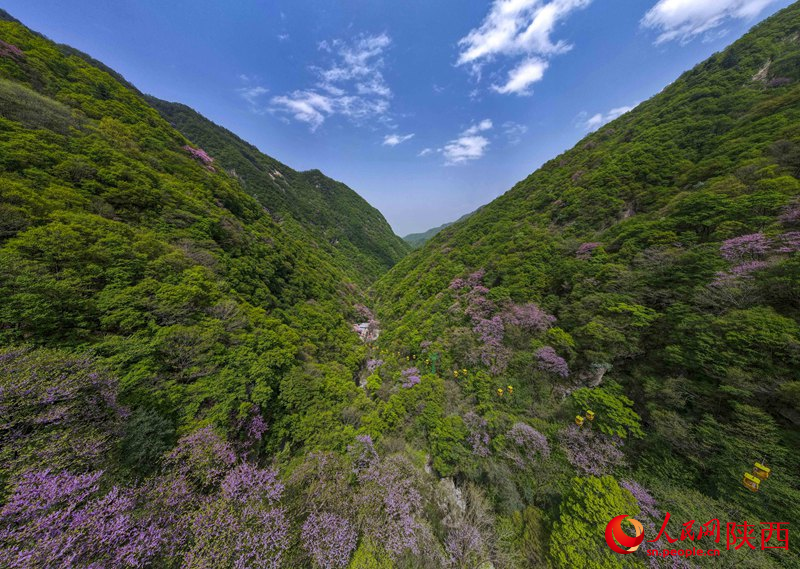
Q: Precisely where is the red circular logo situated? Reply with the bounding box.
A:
[605,514,645,554]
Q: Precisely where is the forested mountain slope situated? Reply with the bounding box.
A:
[371,3,800,567]
[2,4,800,569]
[0,12,373,466]
[146,96,410,284]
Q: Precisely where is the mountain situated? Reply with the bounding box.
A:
[0,11,379,462]
[402,212,474,248]
[374,4,800,567]
[145,97,410,284]
[2,5,800,569]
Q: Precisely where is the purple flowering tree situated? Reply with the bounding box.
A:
[0,470,164,568]
[719,233,771,262]
[444,522,484,568]
[182,145,214,166]
[401,367,421,388]
[535,346,570,378]
[505,423,550,469]
[0,40,25,59]
[302,512,358,569]
[576,242,601,258]
[356,455,428,559]
[558,425,625,476]
[503,303,556,333]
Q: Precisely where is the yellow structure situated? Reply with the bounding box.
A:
[753,463,771,480]
[585,410,595,421]
[575,415,585,427]
[742,472,761,492]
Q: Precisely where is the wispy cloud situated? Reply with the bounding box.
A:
[576,104,636,131]
[237,86,269,107]
[493,58,549,95]
[642,0,776,45]
[383,133,415,147]
[457,0,592,95]
[418,148,434,157]
[442,119,493,165]
[266,33,394,130]
[503,121,529,144]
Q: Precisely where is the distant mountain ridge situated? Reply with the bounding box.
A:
[402,212,474,249]
[146,97,409,284]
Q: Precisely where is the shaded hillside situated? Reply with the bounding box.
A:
[373,4,800,567]
[146,97,410,284]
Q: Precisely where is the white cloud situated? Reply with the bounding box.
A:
[270,91,333,131]
[463,119,493,135]
[642,0,775,44]
[269,33,395,130]
[503,121,528,144]
[492,58,548,95]
[441,120,494,165]
[418,148,434,157]
[576,104,636,131]
[277,33,290,42]
[383,133,415,146]
[457,0,592,95]
[237,86,269,106]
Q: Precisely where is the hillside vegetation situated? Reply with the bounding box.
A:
[1,4,799,569]
[146,96,409,284]
[373,4,800,567]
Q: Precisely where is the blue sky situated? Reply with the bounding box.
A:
[4,0,795,235]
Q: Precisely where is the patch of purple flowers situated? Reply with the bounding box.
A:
[302,512,358,569]
[535,346,569,378]
[401,367,421,388]
[720,233,771,262]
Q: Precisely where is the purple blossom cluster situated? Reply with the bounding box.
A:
[505,423,550,469]
[366,359,384,373]
[420,340,432,350]
[713,229,800,288]
[302,512,358,569]
[0,39,24,59]
[182,145,214,166]
[0,470,164,568]
[719,233,771,262]
[503,302,556,333]
[444,523,484,568]
[246,413,269,441]
[535,346,570,378]
[576,242,601,258]
[559,425,624,476]
[776,231,800,254]
[401,367,421,388]
[711,260,770,287]
[221,463,283,504]
[357,455,426,558]
[464,412,491,457]
[450,270,511,374]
